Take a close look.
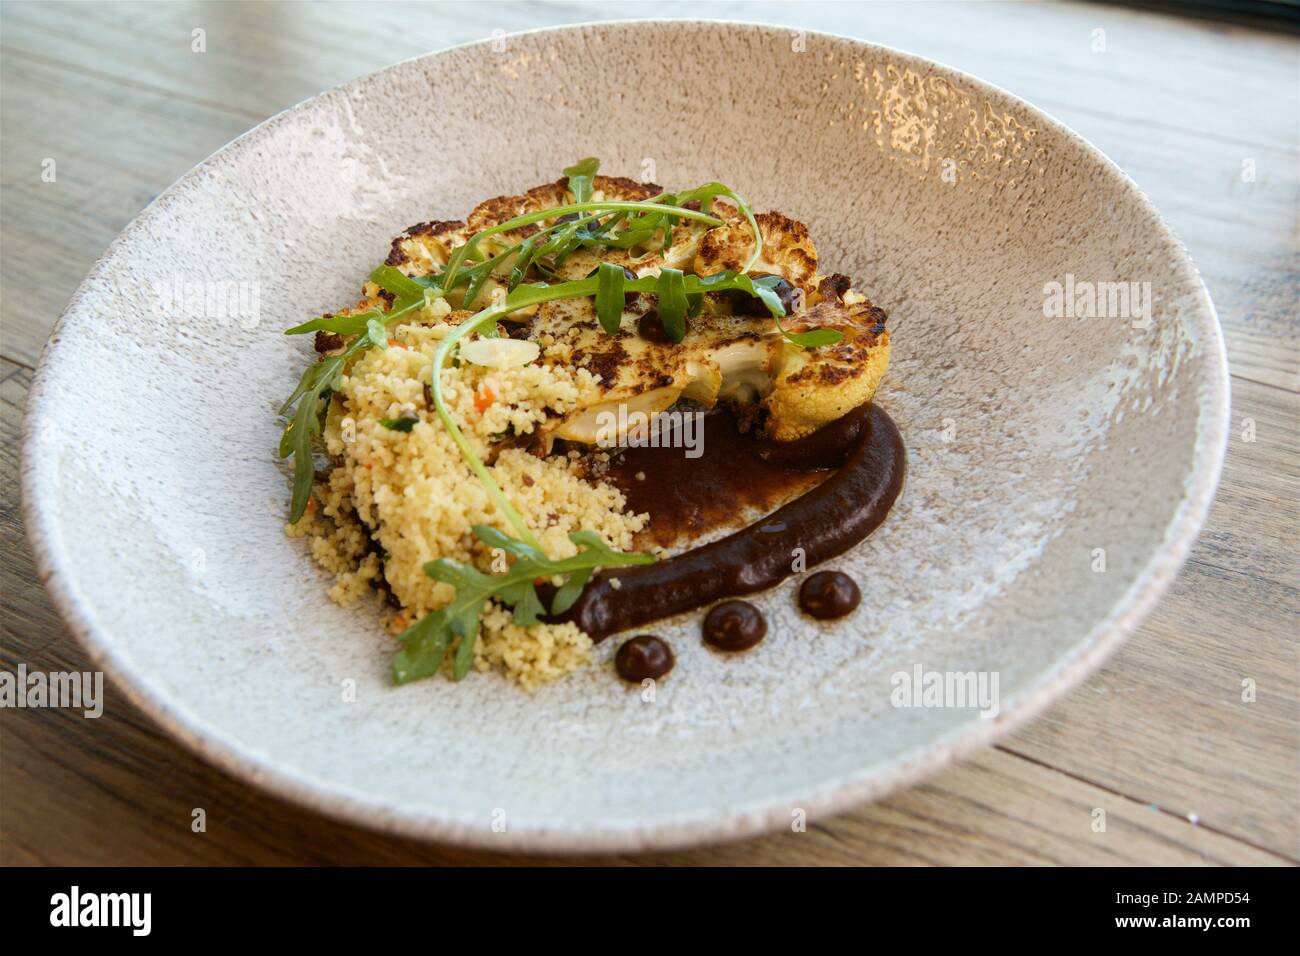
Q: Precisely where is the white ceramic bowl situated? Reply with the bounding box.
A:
[23,21,1228,851]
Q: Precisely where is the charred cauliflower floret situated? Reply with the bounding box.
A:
[384,176,665,275]
[526,297,764,446]
[384,219,469,276]
[468,176,662,246]
[524,293,888,447]
[694,204,819,294]
[763,298,890,440]
[589,175,664,204]
[466,182,569,247]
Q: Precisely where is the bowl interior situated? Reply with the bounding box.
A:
[24,21,1225,849]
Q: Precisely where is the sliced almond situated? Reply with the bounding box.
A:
[459,337,540,370]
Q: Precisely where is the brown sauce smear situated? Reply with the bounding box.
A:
[558,402,905,641]
[602,406,831,547]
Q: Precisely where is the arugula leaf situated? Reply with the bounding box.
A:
[597,213,666,250]
[279,336,369,521]
[563,157,600,204]
[391,607,455,684]
[539,220,585,266]
[392,526,656,684]
[748,274,787,313]
[278,351,333,417]
[283,309,381,337]
[440,199,720,294]
[655,268,689,342]
[379,416,418,432]
[672,182,731,211]
[507,233,541,292]
[593,261,626,334]
[461,266,493,310]
[731,273,844,349]
[279,292,437,521]
[284,287,429,337]
[473,524,548,563]
[369,264,427,302]
[580,210,625,242]
[452,613,480,678]
[550,566,595,615]
[778,326,844,348]
[366,317,389,350]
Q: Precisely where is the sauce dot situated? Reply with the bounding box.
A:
[615,635,674,682]
[702,601,767,651]
[798,570,861,619]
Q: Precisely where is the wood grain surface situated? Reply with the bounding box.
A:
[1,0,1296,866]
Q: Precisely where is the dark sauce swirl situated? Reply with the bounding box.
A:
[557,403,905,641]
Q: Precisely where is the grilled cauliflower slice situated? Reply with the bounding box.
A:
[384,177,666,277]
[374,177,889,447]
[693,204,819,294]
[548,246,660,281]
[663,219,711,271]
[527,297,777,446]
[469,176,662,247]
[525,288,888,447]
[762,298,890,440]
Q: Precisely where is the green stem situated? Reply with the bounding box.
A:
[724,188,764,273]
[428,284,595,552]
[442,201,721,293]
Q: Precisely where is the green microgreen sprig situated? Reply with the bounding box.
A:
[563,157,599,204]
[655,268,691,340]
[440,200,722,295]
[278,272,437,521]
[277,336,356,521]
[392,525,655,683]
[594,261,625,334]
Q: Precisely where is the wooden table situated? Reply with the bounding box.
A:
[2,0,1296,866]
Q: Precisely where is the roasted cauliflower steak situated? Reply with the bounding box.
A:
[377,177,890,446]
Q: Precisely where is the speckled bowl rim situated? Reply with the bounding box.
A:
[21,20,1229,854]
